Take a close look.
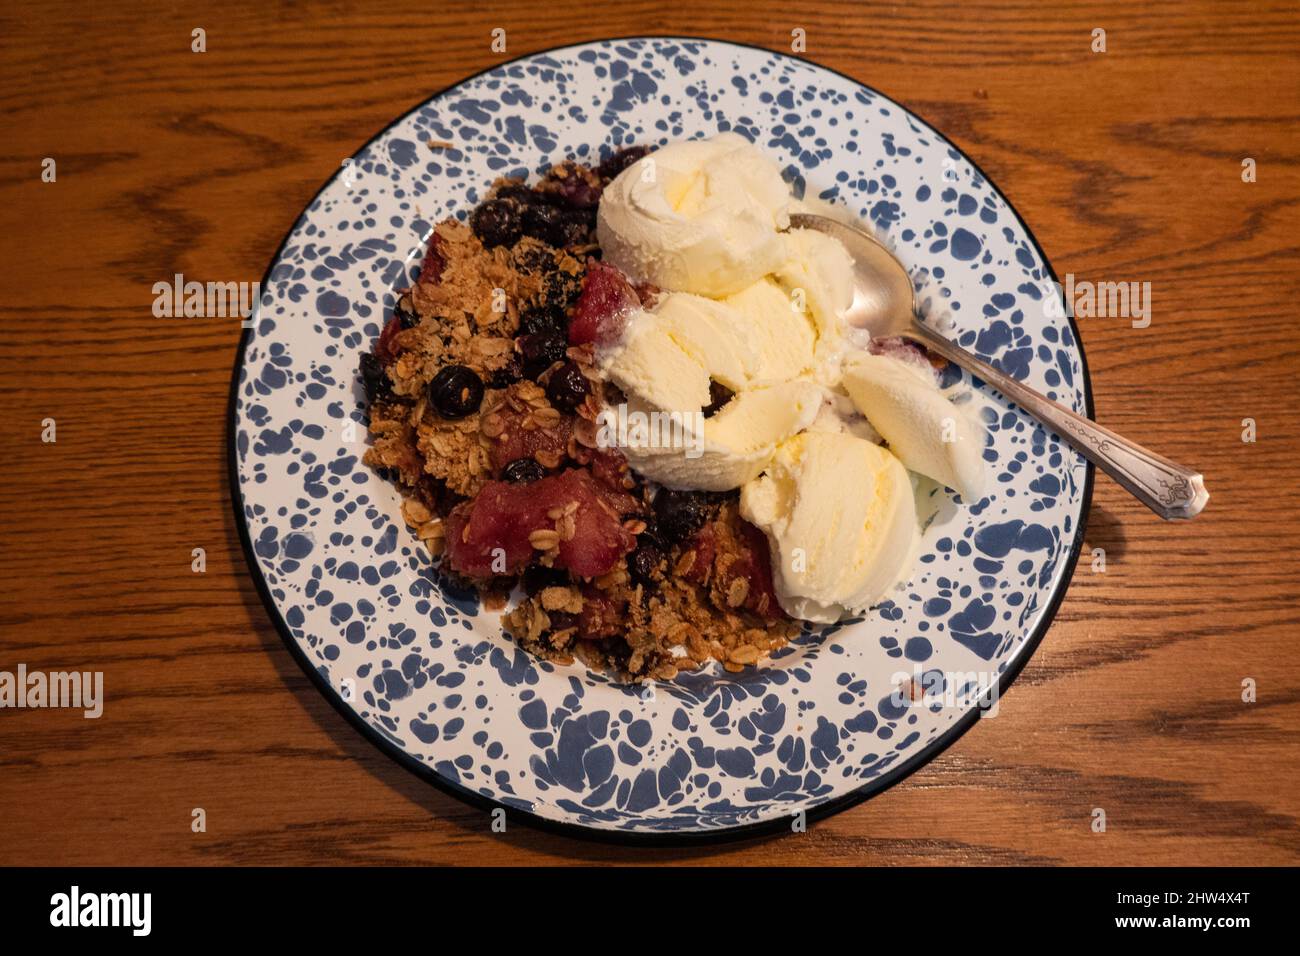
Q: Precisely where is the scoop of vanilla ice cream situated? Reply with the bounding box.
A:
[741,431,919,622]
[774,227,855,346]
[841,353,988,502]
[619,380,824,492]
[722,278,819,383]
[596,133,793,297]
[652,293,764,391]
[607,275,824,416]
[602,310,712,414]
[602,287,815,415]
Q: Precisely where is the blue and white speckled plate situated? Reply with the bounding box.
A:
[229,37,1093,842]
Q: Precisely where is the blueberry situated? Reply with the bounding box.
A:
[522,563,568,595]
[636,516,666,552]
[519,330,568,379]
[487,353,523,388]
[541,268,584,312]
[359,352,394,403]
[513,242,556,276]
[393,295,419,330]
[545,360,589,412]
[554,178,601,209]
[502,458,545,483]
[520,205,593,248]
[470,199,522,248]
[553,208,595,246]
[653,489,713,545]
[518,271,583,336]
[598,146,649,182]
[518,303,564,337]
[427,365,484,419]
[521,204,562,243]
[703,380,735,418]
[628,544,663,588]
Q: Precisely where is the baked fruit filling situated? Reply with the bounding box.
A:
[361,148,797,681]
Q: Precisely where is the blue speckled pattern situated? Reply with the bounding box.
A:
[231,38,1089,836]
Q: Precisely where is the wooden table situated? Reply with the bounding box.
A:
[2,0,1297,866]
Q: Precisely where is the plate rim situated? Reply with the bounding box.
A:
[227,34,1095,847]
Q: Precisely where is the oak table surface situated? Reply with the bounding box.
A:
[1,0,1297,866]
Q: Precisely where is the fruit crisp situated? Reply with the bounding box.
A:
[361,149,797,681]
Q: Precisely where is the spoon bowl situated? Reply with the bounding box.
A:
[789,212,917,339]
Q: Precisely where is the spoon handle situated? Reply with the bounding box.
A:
[906,325,1208,520]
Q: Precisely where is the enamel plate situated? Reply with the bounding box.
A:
[230,37,1092,842]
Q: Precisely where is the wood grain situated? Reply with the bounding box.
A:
[1,0,1297,865]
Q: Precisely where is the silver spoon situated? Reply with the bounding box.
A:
[791,212,1208,520]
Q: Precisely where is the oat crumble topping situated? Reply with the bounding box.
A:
[361,150,796,681]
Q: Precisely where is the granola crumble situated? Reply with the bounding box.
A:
[361,149,796,681]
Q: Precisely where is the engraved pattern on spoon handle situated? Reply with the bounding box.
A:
[907,325,1209,520]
